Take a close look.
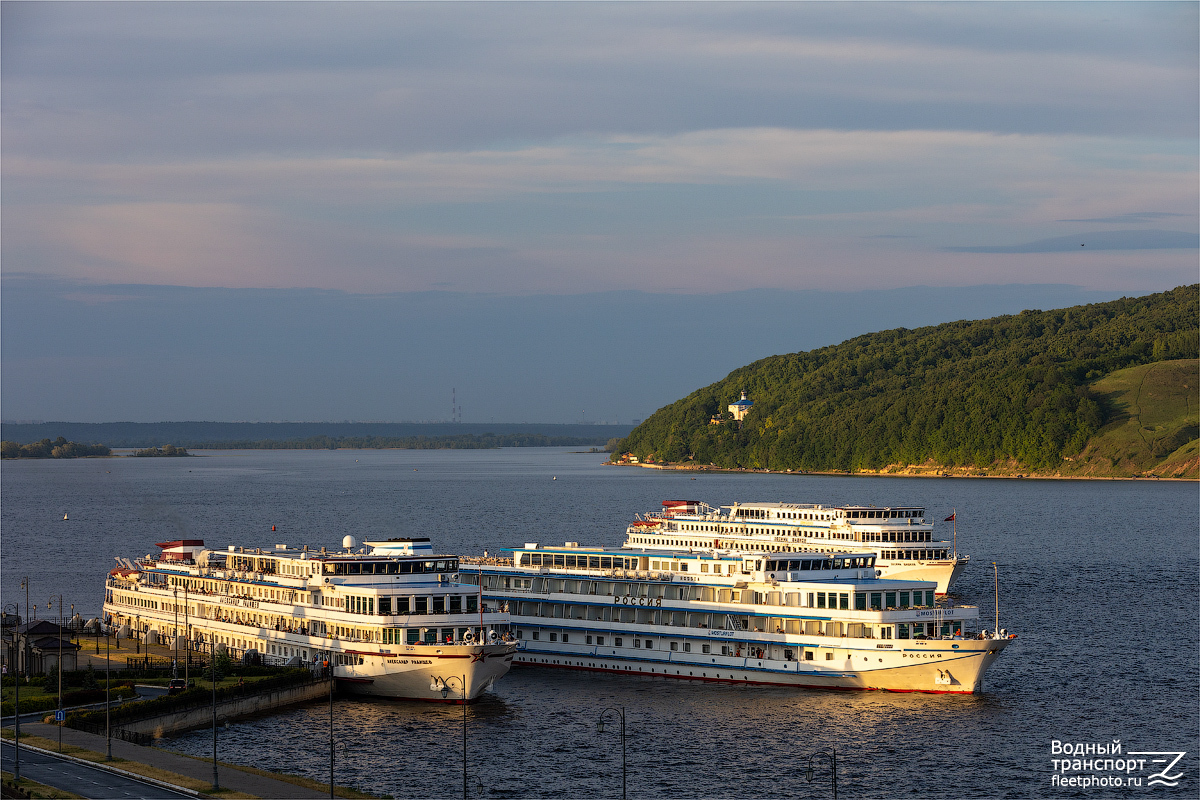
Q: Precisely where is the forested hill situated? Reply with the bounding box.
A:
[614,285,1198,478]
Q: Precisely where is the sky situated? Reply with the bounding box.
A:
[2,2,1197,423]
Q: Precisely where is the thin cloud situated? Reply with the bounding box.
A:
[1056,211,1190,224]
[946,229,1199,253]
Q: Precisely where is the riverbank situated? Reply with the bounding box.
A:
[609,461,1197,481]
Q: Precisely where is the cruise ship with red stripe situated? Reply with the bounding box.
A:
[461,541,1014,695]
[103,537,516,702]
[625,500,968,594]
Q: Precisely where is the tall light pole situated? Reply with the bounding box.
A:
[433,675,469,800]
[49,594,63,753]
[183,585,190,687]
[105,622,112,761]
[328,653,334,799]
[17,577,29,781]
[805,748,838,800]
[9,600,21,782]
[597,707,626,800]
[173,587,179,678]
[211,637,219,791]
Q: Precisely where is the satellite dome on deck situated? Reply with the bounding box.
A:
[343,535,357,550]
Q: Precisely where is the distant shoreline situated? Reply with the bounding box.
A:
[607,461,1196,482]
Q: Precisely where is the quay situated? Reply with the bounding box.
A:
[4,724,337,798]
[5,627,375,798]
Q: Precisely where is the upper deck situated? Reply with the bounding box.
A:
[473,541,940,595]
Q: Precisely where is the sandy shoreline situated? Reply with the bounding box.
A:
[607,461,1196,482]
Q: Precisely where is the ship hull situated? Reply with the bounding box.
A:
[335,643,517,702]
[511,637,1009,694]
[877,558,967,595]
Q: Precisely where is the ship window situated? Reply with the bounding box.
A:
[424,561,437,573]
[600,557,612,568]
[634,639,641,648]
[347,563,361,575]
[839,593,849,610]
[532,631,539,640]
[586,635,593,644]
[816,592,826,609]
[397,597,410,614]
[855,593,866,610]
[565,556,577,568]
[805,650,814,661]
[701,563,709,573]
[449,596,462,613]
[553,555,565,567]
[651,561,660,570]
[597,636,605,645]
[589,557,600,569]
[614,637,623,646]
[467,595,478,613]
[870,593,882,610]
[885,592,896,609]
[899,592,910,608]
[925,590,935,606]
[898,623,910,639]
[561,634,568,643]
[684,642,691,652]
[644,639,653,649]
[415,597,428,614]
[670,642,678,651]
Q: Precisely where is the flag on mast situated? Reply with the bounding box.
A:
[944,513,956,522]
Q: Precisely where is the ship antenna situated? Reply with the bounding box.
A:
[993,561,999,638]
[952,508,957,557]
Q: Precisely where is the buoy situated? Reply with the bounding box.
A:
[272,525,276,531]
[63,513,69,520]
[552,477,557,480]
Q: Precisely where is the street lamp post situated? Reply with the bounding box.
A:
[105,623,112,761]
[596,707,627,800]
[211,637,219,791]
[173,587,179,678]
[10,596,23,782]
[49,595,63,752]
[183,585,189,687]
[805,748,838,800]
[328,655,334,800]
[432,675,469,800]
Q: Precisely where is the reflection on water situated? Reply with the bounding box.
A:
[3,449,1196,798]
[170,667,1018,799]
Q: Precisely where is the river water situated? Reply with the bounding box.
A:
[2,449,1197,798]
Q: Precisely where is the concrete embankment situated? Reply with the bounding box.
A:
[15,722,333,798]
[120,679,329,738]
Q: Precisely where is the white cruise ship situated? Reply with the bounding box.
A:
[103,537,516,702]
[460,542,1013,695]
[625,500,968,594]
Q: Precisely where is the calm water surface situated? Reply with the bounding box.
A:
[2,449,1197,799]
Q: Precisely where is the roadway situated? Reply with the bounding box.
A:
[1,739,194,799]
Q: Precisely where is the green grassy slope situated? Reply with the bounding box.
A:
[1067,359,1199,477]
[615,286,1198,478]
